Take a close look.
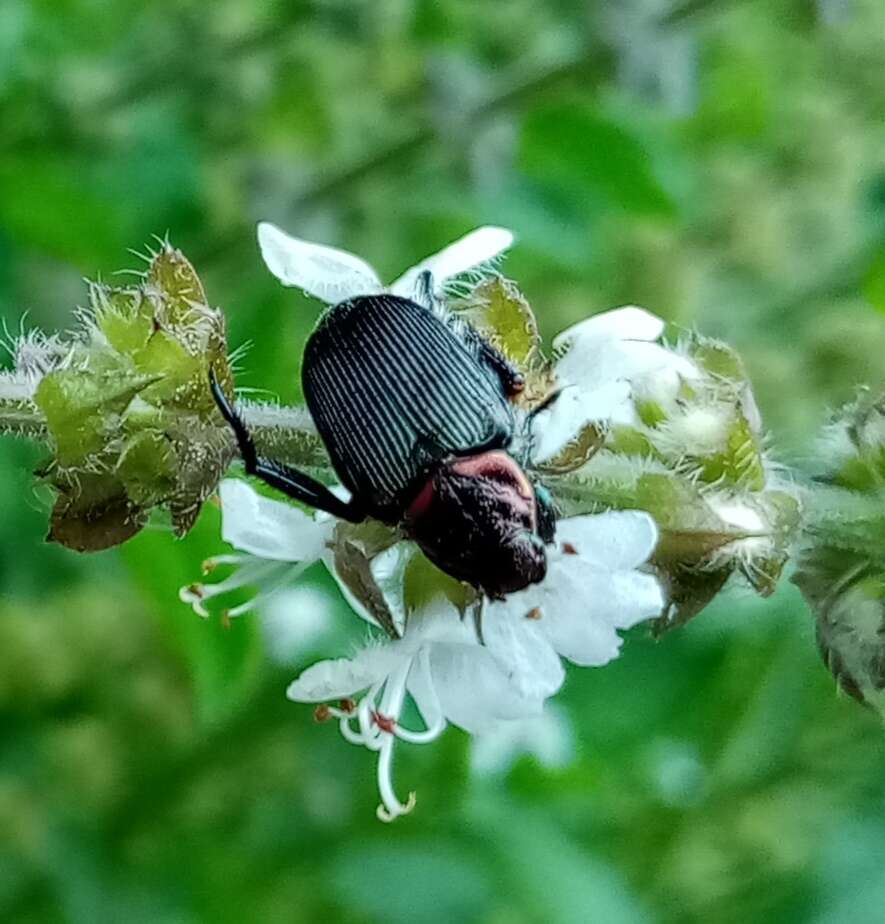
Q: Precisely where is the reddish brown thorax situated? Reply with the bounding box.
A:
[403,449,546,597]
[406,450,536,526]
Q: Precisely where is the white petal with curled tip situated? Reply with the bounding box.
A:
[530,381,631,464]
[257,222,384,304]
[389,226,515,298]
[286,645,401,702]
[553,305,665,351]
[219,479,331,563]
[556,511,659,571]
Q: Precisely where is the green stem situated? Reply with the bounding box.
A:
[241,401,330,472]
[0,394,47,438]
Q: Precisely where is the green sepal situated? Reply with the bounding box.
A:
[34,365,161,465]
[116,429,176,507]
[456,276,553,405]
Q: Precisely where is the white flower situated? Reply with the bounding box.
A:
[179,478,334,619]
[288,595,564,822]
[286,508,662,821]
[530,305,704,465]
[485,510,663,667]
[257,222,514,305]
[185,477,663,821]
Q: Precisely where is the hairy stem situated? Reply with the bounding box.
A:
[0,380,47,438]
[241,401,331,472]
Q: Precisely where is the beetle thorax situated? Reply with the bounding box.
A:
[404,450,547,597]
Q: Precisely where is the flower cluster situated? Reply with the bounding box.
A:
[545,317,802,629]
[183,224,680,819]
[0,220,867,817]
[1,244,235,549]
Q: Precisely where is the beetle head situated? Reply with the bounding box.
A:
[405,450,552,598]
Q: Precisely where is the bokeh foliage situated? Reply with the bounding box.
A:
[2,0,885,922]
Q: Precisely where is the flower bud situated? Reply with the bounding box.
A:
[795,387,885,714]
[10,244,233,550]
[548,328,800,631]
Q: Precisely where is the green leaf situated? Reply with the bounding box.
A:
[520,104,675,217]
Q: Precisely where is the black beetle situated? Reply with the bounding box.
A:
[210,286,556,598]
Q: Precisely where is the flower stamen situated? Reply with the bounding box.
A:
[372,711,397,734]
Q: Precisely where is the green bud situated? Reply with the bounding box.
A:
[795,502,885,716]
[819,388,885,492]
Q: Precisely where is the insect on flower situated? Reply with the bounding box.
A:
[210,225,558,599]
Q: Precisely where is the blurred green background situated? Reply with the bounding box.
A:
[2,1,885,921]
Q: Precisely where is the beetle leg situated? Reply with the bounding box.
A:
[478,339,525,398]
[209,371,365,522]
[456,323,525,398]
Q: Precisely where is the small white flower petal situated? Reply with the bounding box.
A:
[389,226,514,297]
[219,479,330,563]
[530,381,631,464]
[405,647,445,734]
[556,339,680,396]
[261,584,336,665]
[536,559,663,666]
[553,305,665,351]
[427,642,547,734]
[257,221,384,304]
[286,645,399,703]
[556,511,659,571]
[481,605,565,703]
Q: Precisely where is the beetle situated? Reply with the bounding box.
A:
[210,282,556,599]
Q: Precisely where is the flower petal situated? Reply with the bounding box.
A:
[556,338,678,392]
[426,628,557,735]
[389,226,514,298]
[535,559,663,666]
[530,381,631,464]
[471,704,574,776]
[286,644,400,702]
[220,478,330,562]
[481,604,565,703]
[556,511,659,571]
[553,305,664,350]
[257,222,384,304]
